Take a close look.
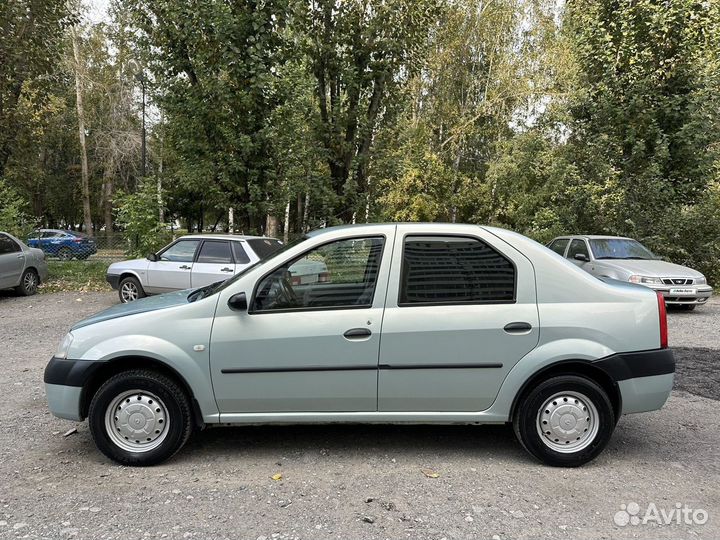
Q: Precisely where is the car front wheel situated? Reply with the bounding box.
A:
[88,370,193,466]
[119,276,146,303]
[513,375,615,467]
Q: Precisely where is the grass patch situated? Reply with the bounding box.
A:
[40,261,112,293]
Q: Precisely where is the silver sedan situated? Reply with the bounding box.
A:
[548,235,713,309]
[0,231,49,296]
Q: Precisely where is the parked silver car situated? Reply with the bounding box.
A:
[106,234,283,303]
[46,224,674,467]
[548,235,712,310]
[0,231,49,296]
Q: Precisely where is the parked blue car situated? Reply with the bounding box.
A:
[28,229,97,260]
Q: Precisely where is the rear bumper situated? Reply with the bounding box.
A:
[106,274,120,290]
[592,348,675,415]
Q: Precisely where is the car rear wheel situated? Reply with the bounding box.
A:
[16,269,39,296]
[513,375,615,467]
[88,370,193,466]
[57,247,73,261]
[119,276,146,303]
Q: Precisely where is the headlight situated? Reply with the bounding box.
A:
[696,276,707,285]
[55,333,74,359]
[628,275,663,285]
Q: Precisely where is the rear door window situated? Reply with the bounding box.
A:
[0,234,20,254]
[399,236,515,305]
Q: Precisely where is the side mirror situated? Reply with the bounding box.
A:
[147,252,159,262]
[574,253,588,262]
[228,292,248,311]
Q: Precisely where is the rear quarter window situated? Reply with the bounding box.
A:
[247,238,284,259]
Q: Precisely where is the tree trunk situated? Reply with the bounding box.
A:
[265,214,279,239]
[228,207,234,233]
[283,200,290,243]
[72,28,93,237]
[102,155,114,237]
[303,192,310,232]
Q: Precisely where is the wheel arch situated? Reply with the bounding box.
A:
[79,355,204,429]
[509,360,622,422]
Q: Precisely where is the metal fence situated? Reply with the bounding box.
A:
[29,233,130,263]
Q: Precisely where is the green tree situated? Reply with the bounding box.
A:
[0,0,75,178]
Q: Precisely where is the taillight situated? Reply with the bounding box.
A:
[291,275,301,286]
[657,291,668,349]
[318,271,330,283]
[73,238,83,243]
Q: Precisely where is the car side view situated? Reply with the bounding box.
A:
[44,223,674,467]
[27,229,98,260]
[548,235,712,309]
[106,234,284,303]
[0,231,49,296]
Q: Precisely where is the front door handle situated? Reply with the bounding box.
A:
[343,328,372,340]
[220,267,233,272]
[504,322,532,333]
[179,265,191,270]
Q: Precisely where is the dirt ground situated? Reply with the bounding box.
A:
[1,291,719,539]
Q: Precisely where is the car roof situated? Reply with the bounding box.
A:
[177,234,279,242]
[39,228,75,234]
[305,222,478,237]
[551,234,634,241]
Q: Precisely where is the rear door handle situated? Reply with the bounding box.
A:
[220,267,233,272]
[343,328,372,340]
[179,265,191,270]
[504,322,532,333]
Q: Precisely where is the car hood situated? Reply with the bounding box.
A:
[72,289,192,330]
[596,259,703,278]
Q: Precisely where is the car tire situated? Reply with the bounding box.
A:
[15,268,39,296]
[57,247,73,261]
[513,375,615,467]
[119,276,146,303]
[88,370,193,466]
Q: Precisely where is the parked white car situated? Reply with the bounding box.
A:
[107,235,283,303]
[548,235,713,310]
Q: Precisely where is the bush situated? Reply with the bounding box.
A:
[0,179,36,237]
[115,181,172,258]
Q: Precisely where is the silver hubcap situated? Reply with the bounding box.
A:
[105,390,169,452]
[536,391,599,453]
[120,282,138,302]
[23,272,37,293]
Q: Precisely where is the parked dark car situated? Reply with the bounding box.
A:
[27,229,97,260]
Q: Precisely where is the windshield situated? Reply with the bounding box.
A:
[589,238,657,260]
[188,235,308,302]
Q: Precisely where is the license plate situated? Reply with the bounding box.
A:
[670,288,696,295]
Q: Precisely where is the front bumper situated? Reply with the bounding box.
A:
[592,348,675,415]
[643,284,713,305]
[44,356,106,421]
[106,274,120,290]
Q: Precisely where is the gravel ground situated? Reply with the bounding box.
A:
[1,291,719,539]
